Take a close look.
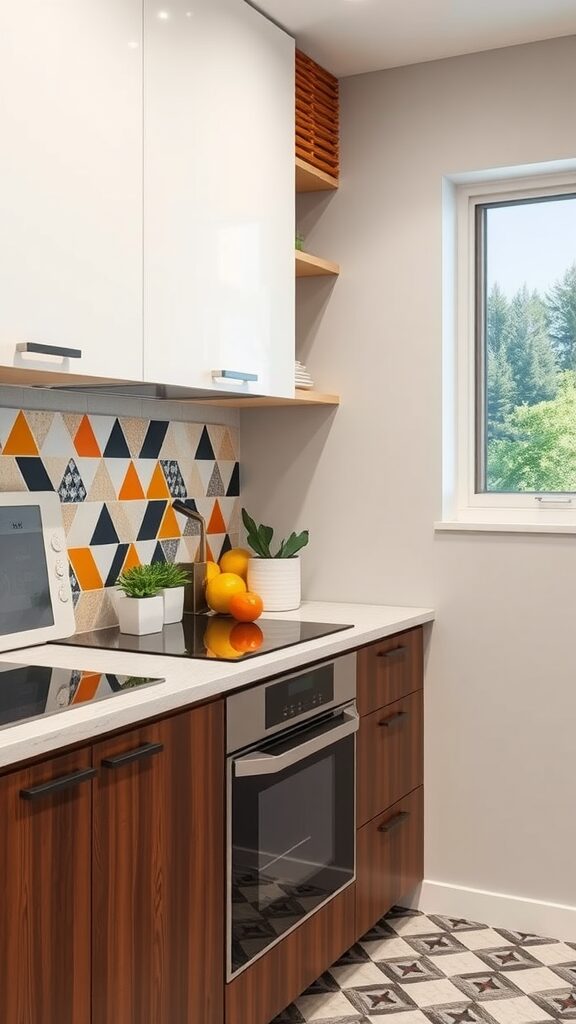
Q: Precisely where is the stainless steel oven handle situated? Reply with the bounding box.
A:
[233,705,358,778]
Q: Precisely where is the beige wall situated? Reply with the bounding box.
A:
[242,36,576,917]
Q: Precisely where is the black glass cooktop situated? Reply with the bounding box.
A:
[55,616,353,662]
[0,663,164,730]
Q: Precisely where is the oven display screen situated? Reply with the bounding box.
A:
[265,665,334,727]
[0,506,54,636]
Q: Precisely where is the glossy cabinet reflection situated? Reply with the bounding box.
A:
[144,0,295,396]
[0,0,143,382]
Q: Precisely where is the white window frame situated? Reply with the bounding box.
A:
[439,169,576,534]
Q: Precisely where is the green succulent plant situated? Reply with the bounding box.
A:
[116,564,162,599]
[151,562,191,589]
[242,508,309,559]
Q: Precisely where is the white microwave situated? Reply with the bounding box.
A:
[0,492,75,653]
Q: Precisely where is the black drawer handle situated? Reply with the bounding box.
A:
[378,811,410,834]
[20,767,97,801]
[377,646,407,662]
[378,710,408,728]
[16,342,82,359]
[102,742,164,769]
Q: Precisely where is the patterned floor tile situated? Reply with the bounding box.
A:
[525,943,576,966]
[456,931,515,952]
[481,995,554,1022]
[427,952,488,977]
[344,982,417,1015]
[501,966,569,994]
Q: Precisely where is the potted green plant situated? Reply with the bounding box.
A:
[116,565,164,635]
[242,509,309,611]
[151,563,192,624]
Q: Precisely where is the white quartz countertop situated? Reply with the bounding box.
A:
[0,602,434,769]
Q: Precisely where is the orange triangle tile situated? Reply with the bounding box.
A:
[207,500,227,535]
[3,411,39,456]
[71,672,102,704]
[74,415,101,457]
[68,548,103,591]
[205,540,215,562]
[158,505,181,540]
[118,461,145,501]
[147,463,170,500]
[122,543,140,572]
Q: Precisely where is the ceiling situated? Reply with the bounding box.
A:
[252,0,576,77]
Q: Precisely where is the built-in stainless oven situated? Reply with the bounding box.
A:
[226,653,357,980]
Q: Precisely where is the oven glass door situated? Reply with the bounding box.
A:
[229,705,356,978]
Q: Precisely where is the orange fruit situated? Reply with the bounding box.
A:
[230,622,264,653]
[219,547,251,581]
[203,616,244,659]
[204,561,221,585]
[206,572,246,614]
[229,591,263,622]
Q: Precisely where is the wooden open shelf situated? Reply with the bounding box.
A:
[296,250,340,278]
[195,389,340,409]
[296,157,338,193]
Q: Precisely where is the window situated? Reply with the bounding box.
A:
[444,171,576,531]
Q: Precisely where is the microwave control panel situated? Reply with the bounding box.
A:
[265,664,334,728]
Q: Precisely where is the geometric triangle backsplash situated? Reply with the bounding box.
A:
[0,409,241,632]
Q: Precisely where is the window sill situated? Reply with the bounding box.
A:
[435,520,576,535]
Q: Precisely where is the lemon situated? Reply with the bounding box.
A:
[204,561,221,585]
[219,547,251,581]
[206,572,246,614]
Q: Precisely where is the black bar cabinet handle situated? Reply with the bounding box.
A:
[378,811,410,834]
[20,767,97,801]
[102,742,164,769]
[16,342,82,359]
[378,710,408,728]
[377,646,407,661]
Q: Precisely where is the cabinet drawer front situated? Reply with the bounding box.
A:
[357,690,423,826]
[356,787,423,940]
[357,628,423,716]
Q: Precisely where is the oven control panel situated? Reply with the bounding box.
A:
[265,664,334,728]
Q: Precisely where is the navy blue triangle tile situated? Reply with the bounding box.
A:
[151,541,167,564]
[220,534,232,557]
[139,420,169,459]
[16,458,54,492]
[91,505,120,546]
[183,498,197,512]
[105,544,129,587]
[226,462,240,497]
[195,425,215,460]
[137,500,167,541]
[103,419,131,458]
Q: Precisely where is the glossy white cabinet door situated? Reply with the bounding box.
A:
[144,0,295,396]
[0,0,142,381]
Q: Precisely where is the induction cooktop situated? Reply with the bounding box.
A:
[0,662,164,730]
[55,616,353,662]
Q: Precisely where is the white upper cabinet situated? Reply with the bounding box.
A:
[144,0,295,397]
[0,0,143,382]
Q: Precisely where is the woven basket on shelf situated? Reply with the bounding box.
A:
[296,49,339,180]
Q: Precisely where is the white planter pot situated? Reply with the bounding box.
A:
[117,595,164,636]
[247,557,301,612]
[161,586,185,625]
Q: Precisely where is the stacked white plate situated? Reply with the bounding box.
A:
[295,360,315,390]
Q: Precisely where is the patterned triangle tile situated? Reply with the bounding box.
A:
[118,461,146,500]
[0,408,19,450]
[0,456,26,491]
[58,458,88,503]
[135,539,157,565]
[184,422,203,454]
[207,463,225,497]
[41,414,75,458]
[91,505,120,545]
[217,428,236,461]
[160,539,179,563]
[105,459,131,497]
[90,544,118,584]
[158,422,180,460]
[87,462,116,502]
[170,421,193,461]
[160,459,187,499]
[67,502,104,548]
[75,588,116,632]
[62,413,85,440]
[107,502,134,543]
[26,411,54,450]
[88,415,115,454]
[158,504,182,540]
[119,417,149,459]
[146,462,171,499]
[68,548,103,591]
[43,456,70,490]
[61,503,78,536]
[104,419,131,458]
[183,517,201,537]
[207,424,226,455]
[180,460,203,501]
[122,543,141,572]
[3,411,39,456]
[197,460,216,494]
[73,415,101,457]
[195,425,215,460]
[207,500,227,535]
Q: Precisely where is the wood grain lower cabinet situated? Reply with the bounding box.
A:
[92,702,224,1024]
[357,690,423,826]
[0,748,93,1024]
[357,627,423,715]
[356,787,424,939]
